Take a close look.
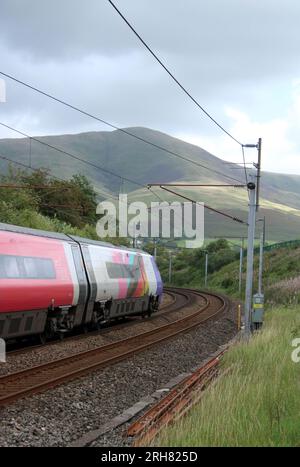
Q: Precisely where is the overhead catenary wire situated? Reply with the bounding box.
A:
[0,153,118,201]
[148,183,246,188]
[0,152,167,233]
[0,152,151,222]
[107,0,243,147]
[0,72,244,185]
[0,184,74,190]
[108,1,251,181]
[0,122,181,223]
[0,129,249,230]
[156,185,248,225]
[0,154,93,222]
[0,121,149,191]
[0,153,169,227]
[0,151,248,245]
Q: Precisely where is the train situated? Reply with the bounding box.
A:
[0,223,163,342]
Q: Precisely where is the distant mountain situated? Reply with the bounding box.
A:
[1,126,300,241]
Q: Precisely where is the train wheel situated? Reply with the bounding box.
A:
[147,298,155,318]
[39,333,47,345]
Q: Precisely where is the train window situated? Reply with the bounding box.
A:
[106,262,138,279]
[106,262,124,279]
[0,255,56,279]
[27,258,55,279]
[123,264,135,279]
[36,258,56,279]
[24,257,38,278]
[1,256,20,278]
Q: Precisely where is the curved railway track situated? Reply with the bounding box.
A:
[0,288,230,407]
[7,290,179,356]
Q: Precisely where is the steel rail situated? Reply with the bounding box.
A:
[0,289,229,407]
[6,290,180,356]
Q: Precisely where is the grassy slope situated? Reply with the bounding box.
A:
[129,184,300,241]
[208,244,300,304]
[158,306,300,447]
[156,243,300,302]
[0,127,222,194]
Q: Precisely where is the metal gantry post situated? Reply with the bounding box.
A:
[244,176,257,336]
[239,246,243,296]
[258,232,264,295]
[256,138,262,211]
[204,252,208,287]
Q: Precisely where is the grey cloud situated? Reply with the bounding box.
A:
[1,0,300,69]
[0,0,300,150]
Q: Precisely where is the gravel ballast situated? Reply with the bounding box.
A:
[0,303,237,447]
[1,294,205,377]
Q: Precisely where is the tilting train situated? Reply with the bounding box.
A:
[0,223,163,341]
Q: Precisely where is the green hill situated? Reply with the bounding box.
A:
[1,126,300,241]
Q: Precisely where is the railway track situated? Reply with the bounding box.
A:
[0,288,230,407]
[7,289,179,356]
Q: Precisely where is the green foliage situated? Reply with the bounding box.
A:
[0,167,129,246]
[147,239,238,286]
[206,238,229,253]
[206,244,300,304]
[0,169,97,227]
[155,238,300,306]
[16,169,97,227]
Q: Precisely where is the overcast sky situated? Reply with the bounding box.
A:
[0,0,300,175]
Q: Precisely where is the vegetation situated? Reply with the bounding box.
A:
[208,243,300,305]
[2,165,300,303]
[146,239,300,305]
[0,167,129,246]
[143,239,240,287]
[153,237,300,446]
[157,305,300,447]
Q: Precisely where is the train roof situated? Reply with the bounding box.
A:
[69,235,148,254]
[0,223,149,255]
[0,222,69,241]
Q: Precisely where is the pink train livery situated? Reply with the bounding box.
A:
[0,223,163,341]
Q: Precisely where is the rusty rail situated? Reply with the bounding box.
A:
[127,348,227,446]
